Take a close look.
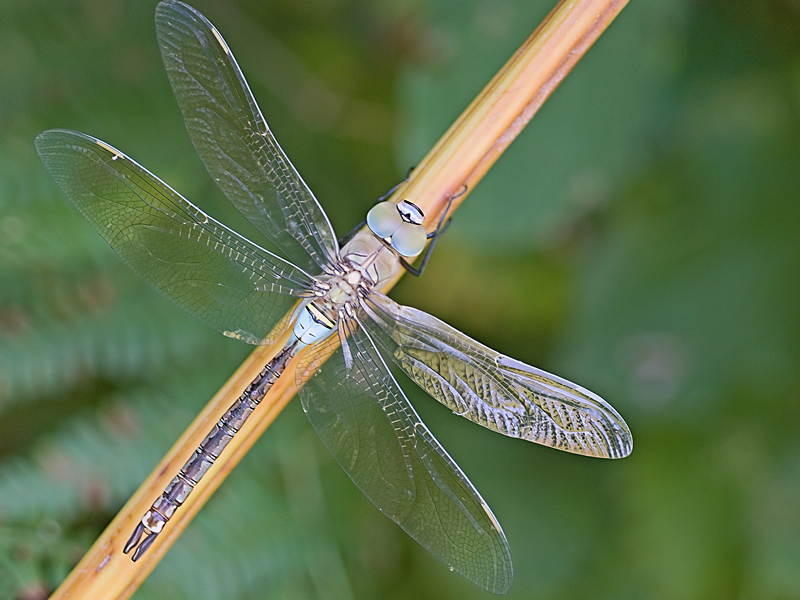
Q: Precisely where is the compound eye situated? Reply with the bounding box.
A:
[367,201,402,238]
[397,200,424,225]
[391,222,427,257]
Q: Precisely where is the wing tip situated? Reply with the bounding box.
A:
[614,427,634,458]
[605,410,634,459]
[156,0,223,51]
[35,128,76,151]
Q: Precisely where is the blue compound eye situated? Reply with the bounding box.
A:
[391,222,427,257]
[367,201,402,238]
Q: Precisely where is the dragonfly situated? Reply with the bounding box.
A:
[35,1,632,594]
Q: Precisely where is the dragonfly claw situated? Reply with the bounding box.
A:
[123,512,164,561]
[132,530,158,561]
[123,521,144,555]
[123,521,159,561]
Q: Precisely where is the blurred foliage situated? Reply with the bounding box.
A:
[1,0,799,599]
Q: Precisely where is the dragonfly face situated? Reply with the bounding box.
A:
[35,0,633,593]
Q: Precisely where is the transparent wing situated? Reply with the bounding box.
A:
[155,1,339,274]
[296,312,513,594]
[35,129,314,345]
[363,293,633,459]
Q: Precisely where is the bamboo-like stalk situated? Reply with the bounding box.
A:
[49,0,629,597]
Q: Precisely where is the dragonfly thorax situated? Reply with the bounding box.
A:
[326,268,366,305]
[291,244,387,349]
[339,231,402,290]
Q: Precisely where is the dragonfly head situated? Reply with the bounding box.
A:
[366,200,427,257]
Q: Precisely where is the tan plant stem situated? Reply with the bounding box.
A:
[48,0,629,597]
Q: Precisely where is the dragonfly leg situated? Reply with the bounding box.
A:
[400,184,465,277]
[337,220,365,248]
[338,168,416,247]
[376,166,414,203]
[122,344,295,561]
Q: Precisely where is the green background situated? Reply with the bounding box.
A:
[2,0,799,598]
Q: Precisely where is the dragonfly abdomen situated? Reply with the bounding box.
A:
[123,343,296,560]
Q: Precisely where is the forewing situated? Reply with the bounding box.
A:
[363,293,633,459]
[35,129,313,345]
[296,313,513,594]
[155,1,339,274]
